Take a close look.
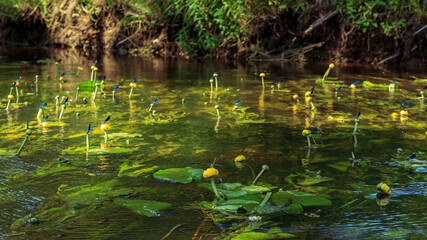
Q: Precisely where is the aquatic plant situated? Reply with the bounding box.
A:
[129,78,137,98]
[93,83,100,101]
[203,166,223,200]
[213,71,219,90]
[353,112,362,134]
[377,182,391,195]
[59,73,65,81]
[112,85,119,98]
[14,77,21,97]
[148,98,159,112]
[86,124,95,150]
[277,79,283,89]
[252,165,269,185]
[210,77,214,91]
[75,66,83,77]
[259,72,266,90]
[350,81,359,88]
[321,63,335,82]
[90,60,97,82]
[75,87,80,103]
[233,100,242,111]
[302,129,311,148]
[215,105,220,117]
[16,121,31,156]
[41,115,51,127]
[100,116,111,142]
[36,103,48,121]
[59,97,70,121]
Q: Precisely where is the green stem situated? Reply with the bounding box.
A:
[93,85,98,101]
[6,99,11,110]
[353,122,359,134]
[252,170,265,185]
[210,81,213,91]
[322,67,331,82]
[9,87,13,95]
[59,105,66,120]
[215,77,218,90]
[129,87,134,98]
[86,134,89,150]
[76,87,80,103]
[261,77,265,90]
[104,130,108,143]
[16,135,28,156]
[37,108,43,121]
[210,177,224,200]
[15,86,19,97]
[90,69,94,82]
[307,135,311,148]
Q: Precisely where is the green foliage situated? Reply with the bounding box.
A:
[338,0,422,39]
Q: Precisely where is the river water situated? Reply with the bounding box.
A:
[0,47,426,239]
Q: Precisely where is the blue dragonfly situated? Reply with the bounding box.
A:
[113,86,120,91]
[40,103,48,108]
[132,78,137,83]
[234,100,242,105]
[102,116,111,124]
[92,60,97,66]
[148,98,159,112]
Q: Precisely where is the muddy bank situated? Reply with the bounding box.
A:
[0,0,426,64]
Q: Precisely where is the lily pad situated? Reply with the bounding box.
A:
[109,133,143,138]
[153,167,203,184]
[118,163,158,177]
[271,190,331,207]
[77,81,104,91]
[114,198,172,217]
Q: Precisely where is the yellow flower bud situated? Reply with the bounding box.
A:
[42,122,49,127]
[213,73,218,77]
[259,73,266,77]
[8,94,14,99]
[292,94,299,99]
[329,63,335,69]
[377,182,391,195]
[234,155,246,162]
[203,167,219,178]
[78,67,83,71]
[93,67,98,71]
[305,91,311,97]
[130,82,137,88]
[15,81,19,86]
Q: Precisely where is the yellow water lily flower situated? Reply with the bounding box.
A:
[8,94,14,99]
[78,67,83,71]
[93,67,98,71]
[329,63,335,69]
[259,72,266,77]
[203,167,219,178]
[302,129,311,136]
[130,82,137,88]
[400,110,408,116]
[42,121,49,127]
[293,94,299,99]
[100,124,110,131]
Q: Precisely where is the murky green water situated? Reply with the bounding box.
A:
[0,47,426,239]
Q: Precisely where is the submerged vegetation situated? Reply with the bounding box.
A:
[0,52,426,238]
[0,0,426,63]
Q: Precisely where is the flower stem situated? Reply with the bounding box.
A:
[129,87,134,98]
[353,122,359,134]
[210,177,224,200]
[252,169,265,185]
[86,134,90,151]
[16,135,28,156]
[307,135,311,148]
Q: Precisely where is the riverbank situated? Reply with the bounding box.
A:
[0,0,426,64]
